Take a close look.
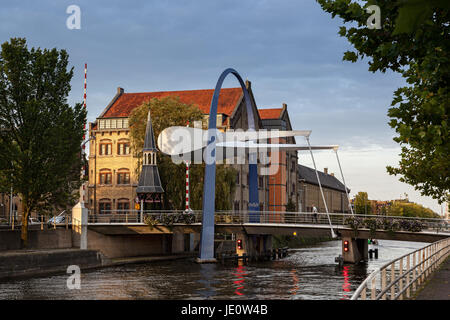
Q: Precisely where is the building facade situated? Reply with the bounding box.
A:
[88,83,272,214]
[87,83,349,215]
[297,165,350,213]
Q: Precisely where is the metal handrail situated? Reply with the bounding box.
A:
[85,210,449,233]
[351,237,450,300]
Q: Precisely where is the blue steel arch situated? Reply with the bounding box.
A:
[198,68,259,262]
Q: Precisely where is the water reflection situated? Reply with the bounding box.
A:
[232,265,247,296]
[341,266,351,300]
[290,269,299,296]
[195,264,218,299]
[0,240,427,300]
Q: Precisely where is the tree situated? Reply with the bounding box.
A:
[0,38,86,247]
[128,96,237,210]
[317,0,449,204]
[354,191,372,215]
[285,198,296,212]
[387,201,440,218]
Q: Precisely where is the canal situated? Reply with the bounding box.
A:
[0,240,426,300]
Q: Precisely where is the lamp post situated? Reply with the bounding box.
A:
[271,176,276,215]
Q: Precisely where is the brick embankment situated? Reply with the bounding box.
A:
[414,256,450,300]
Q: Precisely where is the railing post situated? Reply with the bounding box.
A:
[361,287,366,300]
[390,263,395,299]
[417,250,422,286]
[381,268,387,300]
[406,254,411,298]
[399,258,403,300]
[371,276,376,300]
[412,253,416,292]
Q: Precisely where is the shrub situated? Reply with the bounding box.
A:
[344,216,363,236]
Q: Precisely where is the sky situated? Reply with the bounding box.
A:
[0,0,444,214]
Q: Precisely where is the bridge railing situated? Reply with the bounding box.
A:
[351,237,450,300]
[85,210,449,233]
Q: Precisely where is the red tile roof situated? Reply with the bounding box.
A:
[258,108,283,119]
[101,88,243,118]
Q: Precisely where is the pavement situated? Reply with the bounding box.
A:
[414,256,450,300]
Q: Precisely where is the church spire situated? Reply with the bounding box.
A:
[136,109,164,196]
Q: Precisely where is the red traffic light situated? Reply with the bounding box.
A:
[237,239,242,250]
[343,240,349,252]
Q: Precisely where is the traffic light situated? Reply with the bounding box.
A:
[237,239,242,250]
[343,240,349,253]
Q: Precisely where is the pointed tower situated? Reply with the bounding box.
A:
[136,110,164,204]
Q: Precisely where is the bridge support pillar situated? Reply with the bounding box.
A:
[236,233,271,258]
[342,237,368,264]
[72,202,88,250]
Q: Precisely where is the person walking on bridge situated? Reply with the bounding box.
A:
[312,205,318,224]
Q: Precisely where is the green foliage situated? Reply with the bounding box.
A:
[285,198,296,212]
[363,217,381,237]
[344,215,364,236]
[354,191,372,215]
[345,215,426,233]
[393,0,450,35]
[387,201,440,218]
[128,96,237,210]
[0,38,86,246]
[317,0,450,204]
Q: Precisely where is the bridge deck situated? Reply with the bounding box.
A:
[87,221,449,243]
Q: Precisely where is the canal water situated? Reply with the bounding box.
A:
[0,240,426,300]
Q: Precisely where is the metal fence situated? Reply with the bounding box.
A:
[351,237,450,300]
[85,210,449,233]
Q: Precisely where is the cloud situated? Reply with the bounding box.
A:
[0,0,440,212]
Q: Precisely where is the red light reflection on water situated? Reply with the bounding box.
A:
[232,265,247,296]
[290,269,299,296]
[341,265,351,300]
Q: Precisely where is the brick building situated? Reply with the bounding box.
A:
[88,82,277,214]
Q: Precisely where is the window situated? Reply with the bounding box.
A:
[99,141,112,155]
[99,200,111,214]
[117,200,130,211]
[258,176,264,189]
[236,172,240,185]
[99,171,112,185]
[117,171,130,184]
[117,142,130,155]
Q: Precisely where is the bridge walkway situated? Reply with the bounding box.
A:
[414,256,450,300]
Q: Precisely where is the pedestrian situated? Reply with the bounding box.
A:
[312,205,318,223]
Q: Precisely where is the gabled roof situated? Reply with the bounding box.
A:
[258,108,283,120]
[298,164,349,193]
[100,87,243,118]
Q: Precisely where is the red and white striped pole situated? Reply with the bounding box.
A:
[81,63,87,204]
[185,161,190,212]
[185,120,190,212]
[82,63,87,147]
